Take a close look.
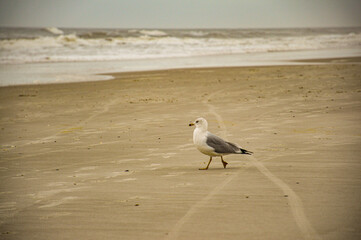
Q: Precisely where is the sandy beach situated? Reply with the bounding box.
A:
[0,61,360,239]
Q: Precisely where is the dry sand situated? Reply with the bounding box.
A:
[0,61,360,240]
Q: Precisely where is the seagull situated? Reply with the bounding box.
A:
[189,117,253,170]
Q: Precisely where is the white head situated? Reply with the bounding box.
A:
[189,117,208,131]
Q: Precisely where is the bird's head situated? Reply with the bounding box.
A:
[189,117,208,131]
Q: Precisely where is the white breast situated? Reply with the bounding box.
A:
[193,128,216,156]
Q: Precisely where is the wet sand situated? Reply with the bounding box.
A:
[0,61,361,239]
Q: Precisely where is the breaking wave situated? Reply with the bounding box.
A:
[0,27,360,64]
[44,27,64,35]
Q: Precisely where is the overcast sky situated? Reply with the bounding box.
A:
[0,0,360,29]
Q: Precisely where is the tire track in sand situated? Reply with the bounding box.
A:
[165,172,238,240]
[8,99,119,150]
[250,156,321,240]
[166,90,321,240]
[166,91,236,240]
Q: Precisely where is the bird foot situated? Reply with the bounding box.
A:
[199,167,209,170]
[222,161,228,169]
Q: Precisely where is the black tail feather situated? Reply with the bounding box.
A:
[240,148,253,155]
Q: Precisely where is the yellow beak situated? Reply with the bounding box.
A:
[189,122,194,126]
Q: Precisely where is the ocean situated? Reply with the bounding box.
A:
[0,27,360,86]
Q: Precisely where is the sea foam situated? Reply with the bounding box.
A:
[44,27,64,35]
[0,27,360,64]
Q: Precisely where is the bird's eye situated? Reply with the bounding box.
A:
[196,121,199,123]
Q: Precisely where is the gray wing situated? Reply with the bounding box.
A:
[206,132,240,154]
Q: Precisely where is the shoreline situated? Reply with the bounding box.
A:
[292,56,361,63]
[1,48,360,87]
[0,63,360,239]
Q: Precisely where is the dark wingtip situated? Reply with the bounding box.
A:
[241,148,253,155]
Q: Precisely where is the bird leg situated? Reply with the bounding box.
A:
[221,156,228,169]
[199,157,212,170]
